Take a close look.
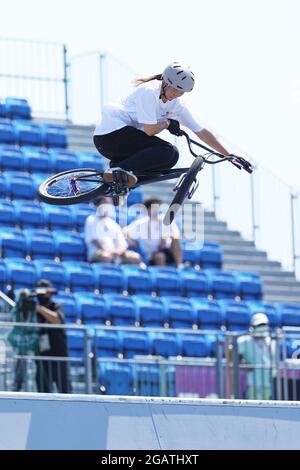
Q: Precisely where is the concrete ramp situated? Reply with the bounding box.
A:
[0,392,300,450]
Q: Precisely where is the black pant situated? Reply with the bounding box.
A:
[93,126,179,172]
[13,358,27,391]
[36,358,71,394]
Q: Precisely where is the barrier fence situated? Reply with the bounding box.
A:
[1,320,300,401]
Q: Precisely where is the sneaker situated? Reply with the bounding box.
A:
[103,167,137,187]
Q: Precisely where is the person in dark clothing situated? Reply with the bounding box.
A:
[34,279,71,394]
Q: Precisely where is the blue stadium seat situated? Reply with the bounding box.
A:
[206,269,239,300]
[0,175,7,198]
[52,292,78,323]
[190,298,223,330]
[182,240,202,266]
[0,119,16,144]
[133,295,166,327]
[31,173,49,194]
[179,268,210,298]
[247,301,281,328]
[178,333,209,357]
[276,303,300,327]
[199,242,223,269]
[219,300,251,332]
[119,331,151,358]
[71,204,94,231]
[236,272,263,300]
[0,260,7,291]
[135,364,160,396]
[98,363,133,395]
[63,261,96,292]
[13,120,43,146]
[0,200,17,227]
[0,145,25,171]
[163,296,196,329]
[121,265,153,294]
[0,228,27,258]
[74,293,109,325]
[127,187,143,206]
[149,266,182,296]
[77,152,105,171]
[4,172,36,200]
[66,329,85,358]
[93,263,125,293]
[151,332,179,357]
[42,124,68,149]
[24,229,56,260]
[0,102,8,118]
[103,294,137,326]
[14,200,45,229]
[34,260,67,292]
[94,330,121,358]
[22,146,52,173]
[50,149,78,172]
[5,98,31,120]
[43,205,75,231]
[5,258,37,289]
[54,231,86,261]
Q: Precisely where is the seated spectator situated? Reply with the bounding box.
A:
[123,198,182,266]
[84,196,141,264]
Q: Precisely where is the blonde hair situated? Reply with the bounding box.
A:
[133,74,162,87]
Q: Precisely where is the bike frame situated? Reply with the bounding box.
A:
[73,130,251,192]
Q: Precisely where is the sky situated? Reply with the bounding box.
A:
[1,0,300,190]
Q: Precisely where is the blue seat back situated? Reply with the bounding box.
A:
[14,200,45,229]
[34,260,67,291]
[191,298,223,329]
[133,295,166,327]
[93,263,125,293]
[0,145,24,171]
[103,293,137,326]
[24,229,56,260]
[74,293,109,325]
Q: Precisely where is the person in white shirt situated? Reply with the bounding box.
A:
[93,61,230,187]
[84,196,141,264]
[123,198,182,266]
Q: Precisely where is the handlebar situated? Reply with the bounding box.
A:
[179,129,253,174]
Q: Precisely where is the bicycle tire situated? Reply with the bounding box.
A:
[163,157,203,225]
[38,168,110,205]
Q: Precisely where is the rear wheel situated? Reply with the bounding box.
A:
[163,157,203,225]
[38,168,110,205]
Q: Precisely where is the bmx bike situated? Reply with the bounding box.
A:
[38,130,253,225]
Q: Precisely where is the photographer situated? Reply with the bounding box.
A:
[7,290,39,391]
[34,279,71,394]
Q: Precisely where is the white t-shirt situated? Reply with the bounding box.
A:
[84,215,128,262]
[94,80,203,136]
[123,214,181,260]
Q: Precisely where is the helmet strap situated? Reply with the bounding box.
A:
[160,81,168,101]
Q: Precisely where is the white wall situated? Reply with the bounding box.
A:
[0,392,300,450]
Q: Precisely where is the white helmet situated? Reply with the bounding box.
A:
[162,62,195,92]
[251,313,269,328]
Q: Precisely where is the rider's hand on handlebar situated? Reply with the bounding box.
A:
[167,119,182,136]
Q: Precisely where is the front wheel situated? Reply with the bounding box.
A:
[38,168,110,205]
[163,157,203,225]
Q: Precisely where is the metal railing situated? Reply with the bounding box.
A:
[0,36,69,119]
[0,318,300,400]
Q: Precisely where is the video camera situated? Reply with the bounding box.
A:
[18,286,56,313]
